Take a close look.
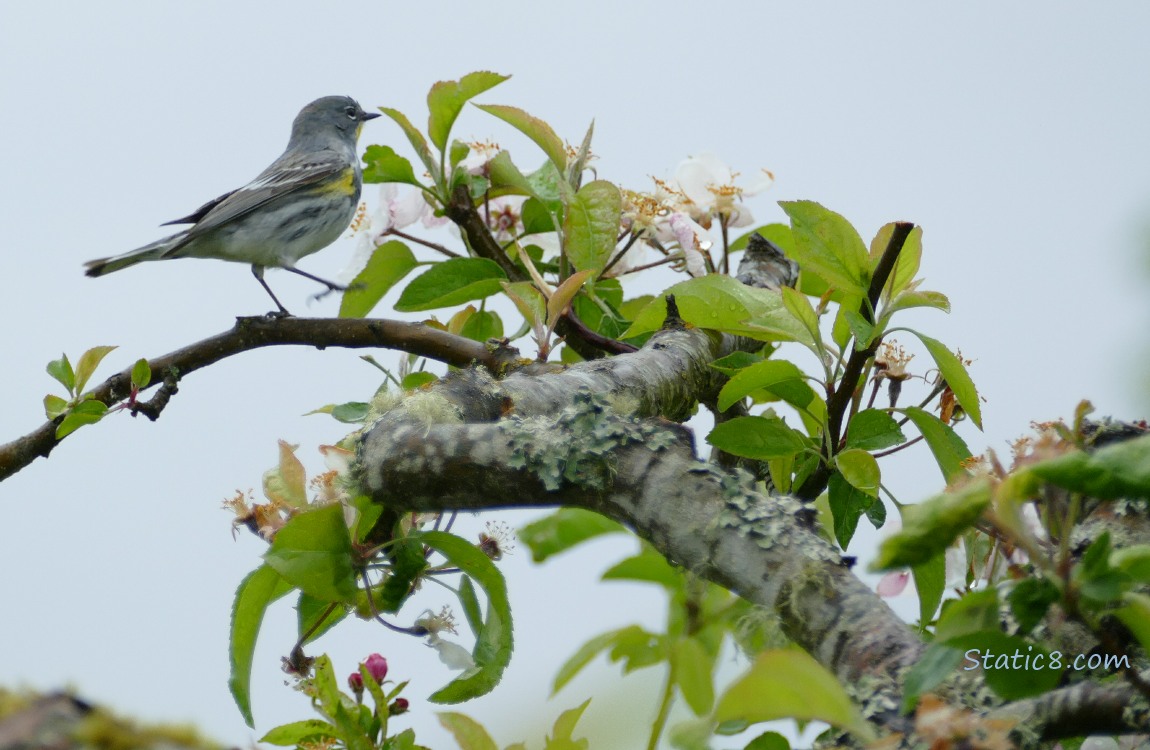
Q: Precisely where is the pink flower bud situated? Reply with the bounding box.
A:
[363,653,388,683]
[347,671,364,698]
[389,697,409,716]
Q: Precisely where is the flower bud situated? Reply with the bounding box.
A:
[389,697,410,716]
[347,671,364,701]
[364,653,388,683]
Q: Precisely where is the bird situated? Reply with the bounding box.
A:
[84,96,380,315]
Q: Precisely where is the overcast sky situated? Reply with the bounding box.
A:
[3,3,1149,749]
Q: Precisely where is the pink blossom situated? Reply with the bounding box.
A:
[363,653,388,683]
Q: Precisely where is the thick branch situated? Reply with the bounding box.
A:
[356,402,920,738]
[0,316,516,482]
[992,674,1150,740]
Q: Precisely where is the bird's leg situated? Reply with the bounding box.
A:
[251,264,291,317]
[283,266,359,302]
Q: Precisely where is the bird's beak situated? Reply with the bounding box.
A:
[361,111,381,122]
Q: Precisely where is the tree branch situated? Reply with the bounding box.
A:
[0,316,518,482]
[796,221,914,500]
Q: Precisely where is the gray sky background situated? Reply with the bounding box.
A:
[3,3,1149,749]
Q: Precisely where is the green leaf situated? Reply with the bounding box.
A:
[552,629,620,694]
[872,479,992,570]
[130,358,151,389]
[550,699,592,744]
[827,472,874,548]
[1111,544,1150,583]
[486,151,535,197]
[871,223,922,303]
[717,359,812,413]
[362,145,422,187]
[459,309,504,342]
[885,289,951,316]
[779,201,869,297]
[609,624,666,673]
[260,719,338,746]
[427,71,509,152]
[312,655,371,750]
[417,530,513,703]
[340,240,419,318]
[331,402,370,423]
[912,552,946,628]
[899,643,963,713]
[297,592,347,645]
[563,181,621,272]
[743,731,791,750]
[943,631,1061,700]
[229,565,293,727]
[709,351,764,376]
[437,712,498,750]
[900,406,973,483]
[74,345,117,394]
[673,638,715,715]
[1007,577,1060,633]
[904,330,982,429]
[449,139,471,168]
[935,588,999,641]
[458,575,484,638]
[264,504,357,602]
[475,103,567,172]
[706,415,807,461]
[43,394,68,420]
[378,106,439,184]
[46,353,75,394]
[547,270,592,325]
[1073,532,1128,603]
[522,197,556,234]
[835,449,880,497]
[1116,592,1150,653]
[55,399,109,438]
[602,547,682,589]
[402,371,438,389]
[348,495,383,546]
[841,309,875,347]
[844,409,906,451]
[395,258,507,312]
[1028,433,1150,500]
[367,535,428,614]
[780,286,822,348]
[622,275,812,345]
[518,508,625,562]
[715,649,874,742]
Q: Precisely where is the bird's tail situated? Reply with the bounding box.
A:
[84,233,185,277]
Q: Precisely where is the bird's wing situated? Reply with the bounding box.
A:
[161,189,240,226]
[164,150,349,249]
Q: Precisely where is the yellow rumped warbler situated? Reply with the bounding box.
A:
[85,96,380,315]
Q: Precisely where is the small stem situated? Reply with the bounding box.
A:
[618,256,676,277]
[647,662,677,750]
[872,434,925,458]
[720,217,730,275]
[598,232,642,280]
[385,228,461,258]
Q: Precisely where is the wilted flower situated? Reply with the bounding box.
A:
[427,633,477,672]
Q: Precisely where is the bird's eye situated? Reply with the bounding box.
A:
[344,106,358,119]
